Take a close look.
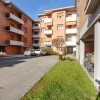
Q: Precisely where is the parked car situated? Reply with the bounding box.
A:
[34,49,47,56]
[34,49,41,56]
[24,48,35,56]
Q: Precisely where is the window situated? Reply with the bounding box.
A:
[34,40,39,43]
[23,17,27,23]
[67,47,73,54]
[18,36,22,41]
[67,36,76,42]
[57,12,63,19]
[34,24,38,26]
[67,36,72,41]
[10,35,14,40]
[41,19,44,23]
[34,32,39,35]
[57,25,64,30]
[41,27,46,33]
[23,27,27,33]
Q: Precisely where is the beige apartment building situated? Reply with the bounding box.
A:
[76,0,100,89]
[32,20,40,49]
[38,7,77,54]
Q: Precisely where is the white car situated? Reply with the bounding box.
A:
[34,49,41,56]
[24,48,35,56]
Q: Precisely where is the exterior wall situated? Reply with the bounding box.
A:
[0,1,33,54]
[6,46,22,54]
[76,0,88,59]
[22,15,32,48]
[85,42,94,53]
[77,0,88,32]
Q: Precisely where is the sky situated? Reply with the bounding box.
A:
[10,0,74,20]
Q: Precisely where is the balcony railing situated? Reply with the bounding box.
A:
[33,43,40,47]
[66,41,76,46]
[32,34,40,38]
[44,18,53,23]
[7,40,24,46]
[66,15,77,22]
[44,41,52,46]
[6,26,24,35]
[6,13,24,24]
[66,28,77,34]
[44,30,53,35]
[33,26,39,29]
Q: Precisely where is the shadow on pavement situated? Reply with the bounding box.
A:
[0,55,40,68]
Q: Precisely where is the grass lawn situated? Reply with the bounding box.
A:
[21,59,98,100]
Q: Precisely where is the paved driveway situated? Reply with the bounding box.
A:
[0,55,58,100]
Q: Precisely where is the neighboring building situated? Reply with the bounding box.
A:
[76,0,100,88]
[38,6,77,54]
[32,20,40,49]
[0,0,33,54]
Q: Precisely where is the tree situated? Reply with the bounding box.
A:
[52,38,66,60]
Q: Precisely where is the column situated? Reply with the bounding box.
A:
[80,40,85,65]
[76,44,79,60]
[94,21,100,84]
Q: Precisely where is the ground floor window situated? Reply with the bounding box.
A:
[0,46,5,52]
[67,47,73,54]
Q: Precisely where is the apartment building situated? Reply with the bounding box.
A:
[76,0,100,88]
[0,0,33,54]
[38,7,77,54]
[32,20,40,49]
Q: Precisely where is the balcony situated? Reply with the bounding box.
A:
[32,34,40,38]
[6,13,24,24]
[6,26,24,35]
[66,41,76,46]
[44,41,52,46]
[44,30,53,35]
[66,28,77,34]
[66,15,77,22]
[44,18,53,26]
[85,0,99,14]
[33,43,40,47]
[33,26,39,30]
[7,40,24,46]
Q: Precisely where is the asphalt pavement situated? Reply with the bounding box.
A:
[0,55,58,100]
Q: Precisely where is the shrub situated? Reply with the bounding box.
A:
[42,47,54,55]
[66,57,76,61]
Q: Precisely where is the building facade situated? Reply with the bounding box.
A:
[38,7,77,54]
[0,0,33,54]
[76,0,100,88]
[32,20,40,49]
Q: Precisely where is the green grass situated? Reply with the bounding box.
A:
[21,60,98,100]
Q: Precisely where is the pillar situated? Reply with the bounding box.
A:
[94,21,100,86]
[80,40,85,65]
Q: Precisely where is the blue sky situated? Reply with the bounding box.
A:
[10,0,74,20]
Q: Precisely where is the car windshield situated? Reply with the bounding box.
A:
[35,49,40,51]
[25,48,30,51]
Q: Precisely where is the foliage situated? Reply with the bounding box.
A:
[52,38,65,51]
[42,47,54,55]
[21,60,97,100]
